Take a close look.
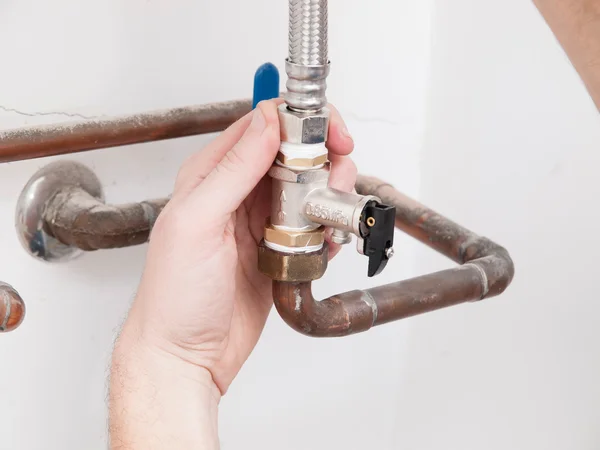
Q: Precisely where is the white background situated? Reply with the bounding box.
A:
[0,0,598,449]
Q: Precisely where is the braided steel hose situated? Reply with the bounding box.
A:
[285,0,330,112]
[288,0,329,66]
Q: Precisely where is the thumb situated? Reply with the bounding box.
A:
[188,100,280,217]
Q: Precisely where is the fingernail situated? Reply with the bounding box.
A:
[341,126,353,141]
[250,109,267,133]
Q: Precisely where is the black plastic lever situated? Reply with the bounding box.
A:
[360,202,396,277]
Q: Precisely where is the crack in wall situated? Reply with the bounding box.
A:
[0,105,100,120]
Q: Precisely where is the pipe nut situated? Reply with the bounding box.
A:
[258,240,329,282]
[268,163,330,184]
[264,224,325,248]
[276,152,328,169]
[279,104,330,144]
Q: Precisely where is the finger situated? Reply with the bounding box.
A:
[326,230,342,261]
[326,104,354,157]
[173,98,285,197]
[173,112,253,197]
[324,154,358,260]
[328,153,358,192]
[188,100,281,218]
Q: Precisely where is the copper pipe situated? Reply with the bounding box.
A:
[0,99,252,163]
[37,172,513,338]
[272,175,514,337]
[0,283,25,333]
[44,187,168,251]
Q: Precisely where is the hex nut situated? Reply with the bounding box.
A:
[264,224,325,248]
[268,162,330,184]
[276,152,328,169]
[258,240,329,282]
[279,104,330,144]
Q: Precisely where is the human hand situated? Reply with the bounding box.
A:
[113,99,357,396]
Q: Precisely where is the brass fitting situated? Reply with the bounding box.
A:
[264,223,325,248]
[258,241,329,282]
[276,152,328,169]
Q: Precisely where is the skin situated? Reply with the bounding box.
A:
[110,3,600,447]
[109,99,357,449]
[533,0,600,109]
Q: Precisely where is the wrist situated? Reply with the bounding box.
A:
[113,318,221,398]
[110,323,221,449]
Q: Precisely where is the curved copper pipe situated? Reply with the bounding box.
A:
[0,283,25,333]
[272,175,514,337]
[0,99,252,163]
[44,187,168,251]
[37,172,513,338]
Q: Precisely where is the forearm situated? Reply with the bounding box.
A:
[533,0,600,108]
[109,328,221,450]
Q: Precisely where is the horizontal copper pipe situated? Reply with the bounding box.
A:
[38,170,513,338]
[272,175,514,337]
[0,99,252,163]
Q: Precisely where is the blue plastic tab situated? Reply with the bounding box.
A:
[252,63,280,109]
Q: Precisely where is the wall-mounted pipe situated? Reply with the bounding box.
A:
[0,283,25,333]
[16,161,514,337]
[0,99,252,163]
[272,176,514,337]
[45,187,168,251]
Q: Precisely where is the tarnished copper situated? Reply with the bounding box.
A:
[0,283,25,333]
[16,152,513,338]
[0,99,252,163]
[35,173,513,338]
[271,175,515,337]
[258,241,328,282]
[43,187,168,251]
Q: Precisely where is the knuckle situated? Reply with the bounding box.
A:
[215,149,244,175]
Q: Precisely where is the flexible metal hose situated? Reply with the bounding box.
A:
[288,0,328,66]
[286,0,330,112]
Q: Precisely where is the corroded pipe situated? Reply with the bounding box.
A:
[44,187,168,251]
[271,175,514,337]
[0,283,25,333]
[0,99,252,163]
[21,166,513,338]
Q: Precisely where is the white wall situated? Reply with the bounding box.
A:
[1,0,597,449]
[394,1,600,449]
[0,1,433,449]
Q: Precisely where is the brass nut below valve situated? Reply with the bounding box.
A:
[258,241,329,282]
[276,152,328,169]
[264,223,325,248]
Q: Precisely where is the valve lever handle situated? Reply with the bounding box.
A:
[361,202,396,277]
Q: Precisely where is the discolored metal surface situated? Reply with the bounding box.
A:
[258,241,328,282]
[271,175,515,338]
[15,160,104,262]
[0,99,253,163]
[0,283,25,333]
